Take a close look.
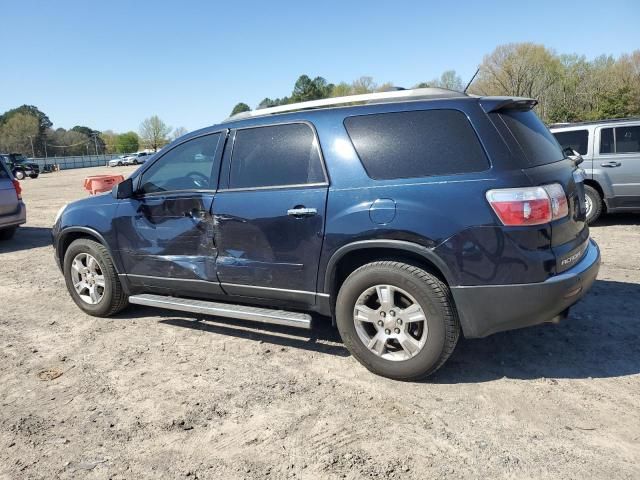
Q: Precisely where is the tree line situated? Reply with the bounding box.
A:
[0,106,185,158]
[3,42,638,158]
[231,43,640,125]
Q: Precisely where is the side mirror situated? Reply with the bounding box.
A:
[563,147,584,166]
[112,177,134,199]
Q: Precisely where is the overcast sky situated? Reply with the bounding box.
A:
[1,0,638,133]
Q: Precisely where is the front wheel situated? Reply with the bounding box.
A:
[14,170,25,180]
[336,261,460,381]
[63,238,128,317]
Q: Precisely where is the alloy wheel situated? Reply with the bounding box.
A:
[353,284,428,361]
[70,252,106,304]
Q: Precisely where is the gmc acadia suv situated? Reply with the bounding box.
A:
[52,88,600,380]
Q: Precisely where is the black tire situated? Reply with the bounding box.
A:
[584,185,603,224]
[14,170,25,180]
[63,238,128,317]
[336,261,460,381]
[29,174,39,179]
[0,226,17,241]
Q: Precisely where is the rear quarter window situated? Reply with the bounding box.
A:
[491,110,564,166]
[344,109,489,180]
[0,160,10,179]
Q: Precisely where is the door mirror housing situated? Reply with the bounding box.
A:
[112,177,134,199]
[563,147,584,166]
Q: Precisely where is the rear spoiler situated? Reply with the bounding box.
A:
[479,97,538,113]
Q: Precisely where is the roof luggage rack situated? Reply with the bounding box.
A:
[223,87,468,122]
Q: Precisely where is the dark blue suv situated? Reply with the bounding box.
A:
[52,88,600,380]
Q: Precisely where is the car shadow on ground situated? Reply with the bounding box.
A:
[117,306,348,357]
[0,226,52,253]
[591,213,640,226]
[432,279,640,383]
[119,279,640,381]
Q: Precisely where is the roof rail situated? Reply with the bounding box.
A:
[223,87,467,123]
[548,116,640,128]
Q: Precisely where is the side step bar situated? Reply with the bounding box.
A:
[128,294,312,329]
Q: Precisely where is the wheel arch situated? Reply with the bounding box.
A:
[323,240,455,300]
[583,179,606,211]
[56,227,120,274]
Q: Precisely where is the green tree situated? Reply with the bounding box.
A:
[230,102,251,116]
[291,75,333,102]
[116,132,139,153]
[139,116,171,151]
[0,105,52,156]
[0,113,39,155]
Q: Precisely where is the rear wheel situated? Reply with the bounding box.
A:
[336,261,460,380]
[29,174,39,179]
[63,238,128,317]
[0,226,17,241]
[584,185,603,224]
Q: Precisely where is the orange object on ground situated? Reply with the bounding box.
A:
[83,175,125,195]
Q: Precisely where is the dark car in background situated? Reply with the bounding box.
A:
[52,87,600,380]
[0,153,40,180]
[0,157,26,240]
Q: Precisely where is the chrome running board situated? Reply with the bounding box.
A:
[128,294,312,329]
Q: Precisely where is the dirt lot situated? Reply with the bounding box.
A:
[1,166,639,479]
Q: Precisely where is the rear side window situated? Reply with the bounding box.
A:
[600,128,614,154]
[344,110,489,180]
[600,125,640,154]
[492,110,564,166]
[0,160,10,179]
[229,123,325,189]
[553,129,589,155]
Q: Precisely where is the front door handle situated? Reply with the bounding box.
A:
[185,208,207,219]
[601,161,622,168]
[287,206,317,218]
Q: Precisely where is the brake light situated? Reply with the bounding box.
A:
[12,180,22,200]
[486,183,568,226]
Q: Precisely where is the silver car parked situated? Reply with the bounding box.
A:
[0,157,26,240]
[551,118,640,223]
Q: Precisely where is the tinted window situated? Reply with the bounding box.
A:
[553,129,589,155]
[600,128,614,154]
[0,159,10,179]
[615,126,640,153]
[494,110,564,166]
[229,123,325,189]
[344,110,489,180]
[140,133,220,194]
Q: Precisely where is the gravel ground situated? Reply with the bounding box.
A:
[1,166,639,479]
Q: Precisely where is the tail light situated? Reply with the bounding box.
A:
[12,180,22,200]
[486,183,568,226]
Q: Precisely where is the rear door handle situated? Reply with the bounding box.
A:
[601,161,622,168]
[287,207,317,218]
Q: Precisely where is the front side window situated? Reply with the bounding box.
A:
[139,133,220,194]
[553,129,589,155]
[344,109,489,180]
[229,123,325,189]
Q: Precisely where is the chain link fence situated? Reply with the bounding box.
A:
[29,154,124,171]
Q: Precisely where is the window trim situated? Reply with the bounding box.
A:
[220,120,329,192]
[552,128,590,156]
[134,130,226,197]
[343,108,491,181]
[597,124,640,156]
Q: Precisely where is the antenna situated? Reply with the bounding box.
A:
[463,67,480,94]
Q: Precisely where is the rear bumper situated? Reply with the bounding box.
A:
[0,202,26,229]
[451,239,600,338]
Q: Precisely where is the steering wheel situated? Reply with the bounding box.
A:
[186,171,210,189]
